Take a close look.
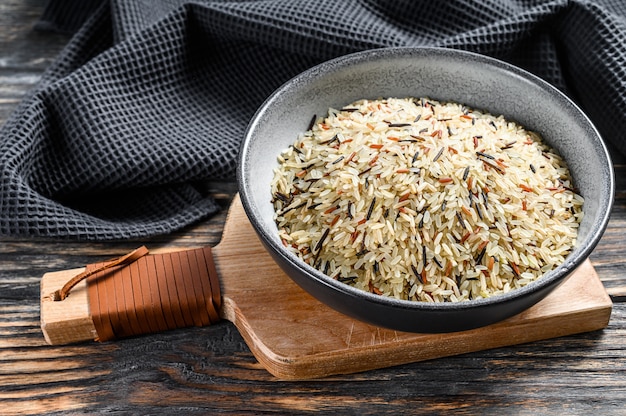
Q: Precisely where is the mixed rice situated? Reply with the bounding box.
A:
[270,97,583,302]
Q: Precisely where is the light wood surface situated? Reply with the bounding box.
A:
[41,195,613,379]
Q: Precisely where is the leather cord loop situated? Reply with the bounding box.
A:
[49,246,149,301]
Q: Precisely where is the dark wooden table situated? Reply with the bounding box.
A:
[1,2,625,414]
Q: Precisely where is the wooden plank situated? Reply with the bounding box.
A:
[40,195,613,379]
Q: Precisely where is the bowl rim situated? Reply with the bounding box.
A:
[238,46,615,312]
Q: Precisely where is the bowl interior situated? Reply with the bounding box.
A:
[238,47,613,309]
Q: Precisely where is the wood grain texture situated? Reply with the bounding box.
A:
[1,1,626,414]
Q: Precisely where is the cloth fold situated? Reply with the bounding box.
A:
[1,0,624,240]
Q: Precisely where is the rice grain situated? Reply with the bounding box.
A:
[271,97,583,302]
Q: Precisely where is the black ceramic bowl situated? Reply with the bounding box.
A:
[237,47,614,333]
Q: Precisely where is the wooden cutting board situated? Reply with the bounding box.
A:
[40,194,613,380]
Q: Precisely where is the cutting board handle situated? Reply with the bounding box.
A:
[41,246,223,343]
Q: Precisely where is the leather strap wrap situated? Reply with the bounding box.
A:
[83,247,221,342]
